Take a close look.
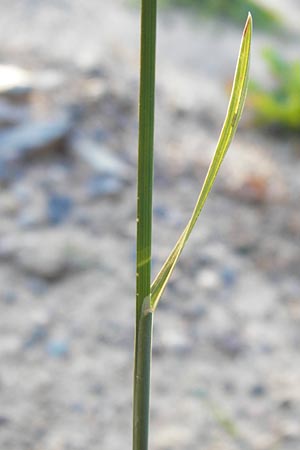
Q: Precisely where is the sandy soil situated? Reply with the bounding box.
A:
[0,1,300,449]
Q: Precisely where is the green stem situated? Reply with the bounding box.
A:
[133,0,157,449]
[133,305,153,450]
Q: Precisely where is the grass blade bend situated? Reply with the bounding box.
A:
[150,13,252,311]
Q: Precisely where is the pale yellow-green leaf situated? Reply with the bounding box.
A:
[150,13,252,311]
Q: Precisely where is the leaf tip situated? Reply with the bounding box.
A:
[244,12,253,36]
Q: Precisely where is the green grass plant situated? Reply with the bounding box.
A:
[249,48,300,131]
[159,0,277,30]
[134,2,252,449]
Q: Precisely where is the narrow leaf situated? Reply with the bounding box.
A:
[150,13,252,311]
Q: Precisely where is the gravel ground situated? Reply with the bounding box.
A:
[0,1,300,449]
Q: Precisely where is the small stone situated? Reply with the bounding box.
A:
[32,69,66,92]
[2,290,17,304]
[223,380,236,394]
[24,324,48,349]
[249,384,266,397]
[280,421,300,441]
[0,99,27,128]
[221,267,237,287]
[46,339,69,358]
[279,399,293,410]
[0,415,10,427]
[72,138,131,179]
[90,383,103,396]
[17,208,46,229]
[0,116,72,163]
[17,238,68,280]
[233,232,258,255]
[12,182,32,203]
[47,194,74,225]
[0,237,17,260]
[0,192,19,216]
[196,269,221,291]
[0,335,21,355]
[0,160,10,184]
[156,328,192,355]
[72,209,91,227]
[214,331,245,357]
[181,304,207,320]
[190,387,208,399]
[286,212,300,236]
[235,175,269,204]
[16,230,99,280]
[26,277,48,296]
[153,425,191,449]
[0,64,32,102]
[86,174,123,198]
[280,277,300,302]
[70,402,85,414]
[153,205,168,219]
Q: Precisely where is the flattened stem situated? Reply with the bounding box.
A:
[133,308,153,450]
[136,0,157,316]
[133,0,157,449]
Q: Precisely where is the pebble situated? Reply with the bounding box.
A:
[286,211,300,236]
[12,182,33,203]
[15,230,99,280]
[153,425,191,449]
[233,174,269,204]
[280,277,300,302]
[198,242,229,266]
[153,205,168,219]
[214,331,245,357]
[86,174,123,198]
[0,237,17,260]
[0,160,8,183]
[24,324,48,349]
[0,64,32,102]
[47,194,74,225]
[0,416,10,427]
[70,402,85,414]
[0,99,27,128]
[2,290,18,304]
[279,399,293,410]
[220,267,237,288]
[32,69,66,92]
[17,239,69,280]
[280,421,300,441]
[0,192,19,216]
[46,339,69,358]
[156,327,192,355]
[72,138,131,179]
[181,304,207,321]
[0,159,22,184]
[0,335,21,356]
[196,268,221,292]
[26,277,48,296]
[72,209,91,227]
[17,208,46,229]
[0,116,72,163]
[249,384,266,398]
[153,204,183,227]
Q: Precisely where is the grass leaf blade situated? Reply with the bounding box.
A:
[150,13,252,310]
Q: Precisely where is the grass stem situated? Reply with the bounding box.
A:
[133,0,157,449]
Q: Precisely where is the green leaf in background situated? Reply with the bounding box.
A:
[159,0,279,31]
[150,13,252,311]
[249,48,300,130]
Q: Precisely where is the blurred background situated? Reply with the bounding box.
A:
[0,1,300,449]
